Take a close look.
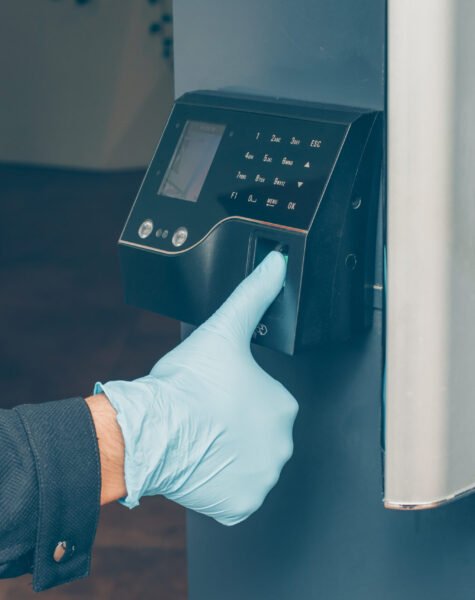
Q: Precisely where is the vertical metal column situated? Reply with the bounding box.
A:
[385,0,475,509]
[176,1,475,598]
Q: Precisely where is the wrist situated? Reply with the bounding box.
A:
[85,393,126,505]
[94,376,168,509]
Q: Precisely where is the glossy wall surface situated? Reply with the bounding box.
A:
[176,1,475,598]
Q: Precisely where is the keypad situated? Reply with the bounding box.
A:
[226,128,328,221]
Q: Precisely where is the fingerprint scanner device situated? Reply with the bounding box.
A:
[119,91,382,355]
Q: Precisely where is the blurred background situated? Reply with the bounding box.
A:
[0,1,185,598]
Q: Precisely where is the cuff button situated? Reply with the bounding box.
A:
[53,540,76,563]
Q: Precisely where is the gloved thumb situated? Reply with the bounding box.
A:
[205,250,287,343]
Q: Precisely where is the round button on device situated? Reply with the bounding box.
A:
[138,219,154,239]
[172,227,188,247]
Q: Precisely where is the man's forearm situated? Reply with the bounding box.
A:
[85,394,126,505]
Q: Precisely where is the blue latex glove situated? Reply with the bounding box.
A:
[95,251,298,526]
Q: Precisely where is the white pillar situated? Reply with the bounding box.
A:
[385,0,475,508]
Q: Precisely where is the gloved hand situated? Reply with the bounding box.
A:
[95,251,298,526]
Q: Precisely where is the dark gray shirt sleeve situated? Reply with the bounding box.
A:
[0,397,101,592]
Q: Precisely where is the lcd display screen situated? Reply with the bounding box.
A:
[158,120,225,202]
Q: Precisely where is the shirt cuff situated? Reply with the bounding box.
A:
[14,398,101,592]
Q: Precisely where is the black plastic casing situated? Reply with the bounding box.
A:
[119,91,382,355]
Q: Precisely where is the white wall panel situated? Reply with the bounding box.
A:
[0,0,173,169]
